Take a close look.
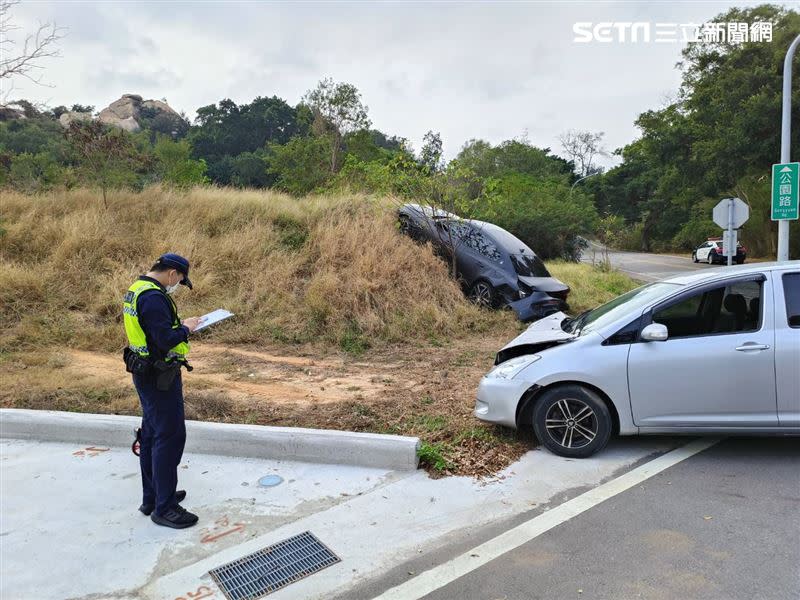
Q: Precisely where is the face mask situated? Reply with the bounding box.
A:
[165,272,180,295]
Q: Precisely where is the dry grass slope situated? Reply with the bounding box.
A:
[1,187,639,476]
[0,186,509,354]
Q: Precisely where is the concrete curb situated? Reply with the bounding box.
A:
[0,409,420,471]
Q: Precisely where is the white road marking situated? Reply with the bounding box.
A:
[375,438,720,600]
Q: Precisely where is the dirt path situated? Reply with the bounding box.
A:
[67,344,420,406]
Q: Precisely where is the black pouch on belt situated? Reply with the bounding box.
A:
[153,359,180,391]
[123,347,151,375]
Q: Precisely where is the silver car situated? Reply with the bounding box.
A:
[475,262,800,457]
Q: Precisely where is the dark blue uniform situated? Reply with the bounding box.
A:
[133,276,191,516]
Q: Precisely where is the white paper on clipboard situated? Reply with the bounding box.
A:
[194,309,234,332]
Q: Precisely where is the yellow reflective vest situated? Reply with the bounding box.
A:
[123,279,190,363]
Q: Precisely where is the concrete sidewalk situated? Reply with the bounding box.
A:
[0,435,680,600]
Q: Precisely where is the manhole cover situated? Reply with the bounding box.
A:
[209,531,340,600]
[258,475,283,487]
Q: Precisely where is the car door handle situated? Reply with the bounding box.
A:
[735,343,770,352]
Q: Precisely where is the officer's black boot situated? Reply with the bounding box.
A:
[150,504,199,529]
[139,490,186,516]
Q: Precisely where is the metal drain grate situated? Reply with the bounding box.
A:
[209,531,340,600]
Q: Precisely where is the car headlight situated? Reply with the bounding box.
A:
[486,355,541,379]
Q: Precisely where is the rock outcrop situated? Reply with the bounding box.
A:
[98,94,144,132]
[0,105,27,121]
[59,94,182,132]
[58,111,93,128]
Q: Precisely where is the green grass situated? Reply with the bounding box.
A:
[409,414,448,432]
[273,214,309,250]
[417,441,454,472]
[545,261,640,314]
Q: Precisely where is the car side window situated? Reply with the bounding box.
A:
[458,226,501,261]
[783,273,800,328]
[653,279,763,339]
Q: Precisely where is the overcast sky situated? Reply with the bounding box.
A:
[5,1,767,165]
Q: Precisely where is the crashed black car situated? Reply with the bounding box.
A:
[398,203,570,321]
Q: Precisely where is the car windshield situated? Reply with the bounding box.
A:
[510,254,550,277]
[561,282,682,336]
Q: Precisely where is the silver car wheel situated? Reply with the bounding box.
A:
[544,398,597,449]
[398,215,412,235]
[469,281,494,308]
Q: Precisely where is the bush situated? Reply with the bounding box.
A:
[672,217,717,251]
[475,174,598,260]
[230,151,273,188]
[154,138,208,187]
[333,152,427,198]
[8,152,62,192]
[268,136,333,195]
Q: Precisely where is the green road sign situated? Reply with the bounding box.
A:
[772,162,800,220]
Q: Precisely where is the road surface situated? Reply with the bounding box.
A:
[350,438,800,600]
[581,242,715,282]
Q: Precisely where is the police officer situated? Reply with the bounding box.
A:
[123,253,204,529]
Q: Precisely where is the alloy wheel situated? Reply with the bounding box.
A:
[398,216,412,236]
[469,282,493,308]
[544,398,598,449]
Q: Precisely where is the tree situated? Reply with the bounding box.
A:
[65,121,143,208]
[230,151,272,188]
[187,95,302,185]
[419,130,443,174]
[153,138,207,187]
[342,129,404,164]
[558,130,607,177]
[0,114,69,158]
[302,78,371,172]
[0,1,64,98]
[454,137,572,183]
[593,5,800,255]
[268,135,332,195]
[139,106,189,139]
[476,174,598,260]
[333,147,426,197]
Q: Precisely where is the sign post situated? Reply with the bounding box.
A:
[777,34,800,261]
[722,229,738,265]
[713,197,749,266]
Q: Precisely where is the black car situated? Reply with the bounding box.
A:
[398,204,570,321]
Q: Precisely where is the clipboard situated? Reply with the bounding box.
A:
[194,309,234,332]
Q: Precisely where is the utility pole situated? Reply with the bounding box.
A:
[727,198,735,267]
[777,34,800,262]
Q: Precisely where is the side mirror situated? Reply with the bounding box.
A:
[641,322,668,342]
